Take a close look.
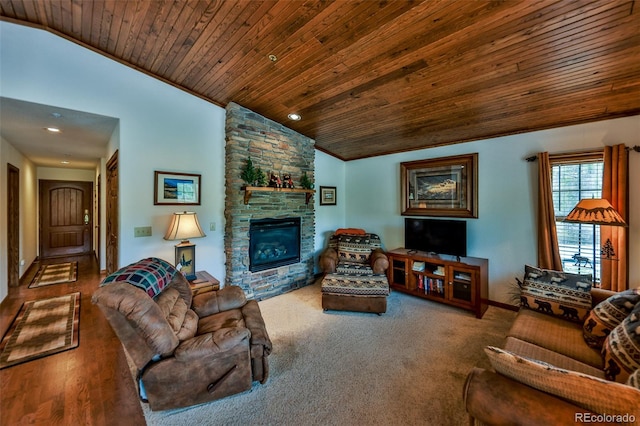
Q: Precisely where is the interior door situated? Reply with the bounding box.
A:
[106,151,119,274]
[96,174,101,264]
[40,180,93,258]
[7,164,20,287]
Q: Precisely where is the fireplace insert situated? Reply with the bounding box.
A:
[249,217,301,272]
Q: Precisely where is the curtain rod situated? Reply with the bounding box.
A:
[525,145,639,161]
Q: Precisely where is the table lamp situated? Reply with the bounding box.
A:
[164,211,206,280]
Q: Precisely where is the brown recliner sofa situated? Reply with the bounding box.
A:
[92,257,272,411]
[463,287,640,425]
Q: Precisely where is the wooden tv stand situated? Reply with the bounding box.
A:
[386,248,488,318]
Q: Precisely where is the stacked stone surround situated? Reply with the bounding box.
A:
[224,102,316,300]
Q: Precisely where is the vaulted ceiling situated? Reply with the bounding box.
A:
[1,0,639,161]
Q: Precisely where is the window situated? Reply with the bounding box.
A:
[551,153,603,283]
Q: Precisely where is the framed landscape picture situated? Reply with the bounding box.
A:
[154,171,201,205]
[400,153,478,218]
[319,186,337,206]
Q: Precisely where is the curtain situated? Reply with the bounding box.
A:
[601,144,628,291]
[537,152,563,270]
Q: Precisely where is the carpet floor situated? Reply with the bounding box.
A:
[142,282,516,425]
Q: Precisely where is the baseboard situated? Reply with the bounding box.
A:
[487,299,519,312]
[18,260,39,286]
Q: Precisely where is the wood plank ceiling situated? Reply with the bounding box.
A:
[1,0,639,161]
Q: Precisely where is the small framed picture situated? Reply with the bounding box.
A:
[154,171,201,205]
[319,186,337,206]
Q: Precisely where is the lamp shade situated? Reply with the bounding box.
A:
[563,199,627,226]
[163,211,206,241]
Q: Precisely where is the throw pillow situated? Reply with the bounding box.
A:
[520,265,592,322]
[484,346,640,417]
[101,257,177,299]
[602,301,640,383]
[335,228,367,236]
[337,234,372,264]
[583,288,640,349]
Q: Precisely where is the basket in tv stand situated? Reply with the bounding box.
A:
[386,248,488,318]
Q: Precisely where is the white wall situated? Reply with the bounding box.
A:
[37,167,95,182]
[343,116,640,303]
[0,22,227,290]
[313,150,346,270]
[0,136,38,301]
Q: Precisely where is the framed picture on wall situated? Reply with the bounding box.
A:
[400,153,478,218]
[319,186,337,206]
[154,171,201,205]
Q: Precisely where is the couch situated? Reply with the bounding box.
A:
[92,257,272,411]
[464,267,640,425]
[319,229,390,314]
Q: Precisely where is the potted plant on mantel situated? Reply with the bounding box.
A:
[300,171,314,190]
[240,157,266,187]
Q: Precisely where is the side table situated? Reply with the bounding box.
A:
[188,270,220,295]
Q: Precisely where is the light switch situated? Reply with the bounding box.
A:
[134,226,152,237]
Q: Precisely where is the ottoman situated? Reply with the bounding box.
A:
[321,273,390,314]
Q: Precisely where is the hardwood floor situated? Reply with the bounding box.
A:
[0,255,145,426]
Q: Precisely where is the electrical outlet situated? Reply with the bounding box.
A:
[210,222,216,231]
[134,226,152,237]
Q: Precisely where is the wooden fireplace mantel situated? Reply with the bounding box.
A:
[243,186,315,205]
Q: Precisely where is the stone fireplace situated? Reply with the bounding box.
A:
[224,102,315,300]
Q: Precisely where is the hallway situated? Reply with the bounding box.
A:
[0,255,145,426]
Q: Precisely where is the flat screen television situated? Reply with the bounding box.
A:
[404,218,467,257]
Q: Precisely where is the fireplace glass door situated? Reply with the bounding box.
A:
[249,217,301,272]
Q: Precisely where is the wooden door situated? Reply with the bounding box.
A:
[96,174,101,264]
[39,180,93,258]
[7,164,20,287]
[105,151,119,274]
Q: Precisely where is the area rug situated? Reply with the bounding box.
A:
[28,262,78,288]
[139,282,516,425]
[0,292,80,370]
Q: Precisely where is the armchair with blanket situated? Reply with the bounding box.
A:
[92,257,272,411]
[319,229,390,314]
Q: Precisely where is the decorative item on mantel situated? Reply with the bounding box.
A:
[282,173,294,188]
[254,166,266,186]
[269,172,282,188]
[240,157,266,187]
[300,171,314,190]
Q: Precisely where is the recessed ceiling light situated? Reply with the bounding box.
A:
[61,160,70,164]
[288,113,301,121]
[45,127,61,133]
